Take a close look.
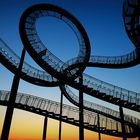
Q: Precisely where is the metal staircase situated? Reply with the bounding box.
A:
[0,0,140,139]
[0,90,139,138]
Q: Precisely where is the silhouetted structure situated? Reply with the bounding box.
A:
[0,90,139,138]
[0,0,140,140]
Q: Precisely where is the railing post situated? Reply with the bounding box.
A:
[59,90,63,140]
[119,105,127,140]
[116,121,118,132]
[42,116,48,140]
[1,48,26,140]
[79,73,84,140]
[97,113,101,140]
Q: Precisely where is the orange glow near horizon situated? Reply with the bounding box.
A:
[9,108,44,140]
[0,106,139,140]
[0,106,6,136]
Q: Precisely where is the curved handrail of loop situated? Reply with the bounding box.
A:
[0,90,139,138]
[19,3,91,81]
[0,0,140,137]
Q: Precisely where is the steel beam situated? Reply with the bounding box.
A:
[1,48,26,140]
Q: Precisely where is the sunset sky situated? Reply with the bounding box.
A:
[0,106,138,140]
[0,0,140,140]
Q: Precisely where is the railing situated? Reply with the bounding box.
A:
[82,73,140,106]
[1,37,140,110]
[0,0,140,137]
[63,85,140,127]
[0,38,57,83]
[89,50,137,65]
[25,8,89,77]
[0,38,20,68]
[123,0,140,47]
[0,37,140,108]
[0,90,134,134]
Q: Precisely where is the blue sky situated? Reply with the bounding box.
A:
[0,0,140,118]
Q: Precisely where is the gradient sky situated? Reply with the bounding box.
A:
[0,0,140,140]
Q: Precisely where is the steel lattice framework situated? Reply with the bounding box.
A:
[0,0,140,139]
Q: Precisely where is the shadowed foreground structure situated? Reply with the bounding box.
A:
[0,0,140,140]
[0,90,139,138]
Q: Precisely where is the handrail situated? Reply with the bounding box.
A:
[0,90,139,138]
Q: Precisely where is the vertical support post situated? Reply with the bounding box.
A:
[59,90,63,140]
[1,48,26,140]
[79,73,84,140]
[116,121,118,133]
[97,113,101,140]
[119,105,127,140]
[42,116,48,140]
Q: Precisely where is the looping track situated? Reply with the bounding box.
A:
[0,0,140,138]
[19,3,91,81]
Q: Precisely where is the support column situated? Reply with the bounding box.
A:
[1,48,26,140]
[59,91,63,140]
[97,113,101,140]
[43,116,48,140]
[119,106,127,140]
[79,74,84,140]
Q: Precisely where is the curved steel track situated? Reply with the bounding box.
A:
[0,0,140,138]
[18,0,140,112]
